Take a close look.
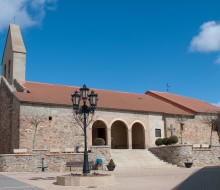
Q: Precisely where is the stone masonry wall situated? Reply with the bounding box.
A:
[165,115,219,146]
[19,104,85,151]
[149,145,220,167]
[0,77,14,154]
[11,97,20,151]
[149,145,192,167]
[0,146,110,172]
[18,104,220,152]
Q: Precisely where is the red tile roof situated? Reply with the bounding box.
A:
[13,81,197,116]
[146,90,220,113]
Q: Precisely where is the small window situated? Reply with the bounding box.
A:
[155,129,161,137]
[8,60,11,78]
[4,64,6,78]
[49,116,52,121]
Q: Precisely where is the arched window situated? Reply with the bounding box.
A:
[8,60,11,78]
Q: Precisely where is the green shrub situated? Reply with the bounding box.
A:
[168,135,178,145]
[162,137,169,145]
[94,138,105,146]
[155,138,163,146]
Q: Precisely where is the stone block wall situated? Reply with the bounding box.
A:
[11,97,20,151]
[90,146,111,165]
[19,104,85,151]
[0,78,14,154]
[149,145,220,167]
[0,146,110,172]
[149,145,192,167]
[165,115,219,145]
[192,146,220,166]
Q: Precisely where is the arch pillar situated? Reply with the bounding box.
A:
[128,128,132,149]
[107,127,111,147]
[145,129,150,149]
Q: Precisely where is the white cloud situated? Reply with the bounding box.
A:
[212,102,220,107]
[0,0,57,32]
[189,21,220,52]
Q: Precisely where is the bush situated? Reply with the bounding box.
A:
[168,135,178,145]
[162,137,169,145]
[94,138,105,146]
[155,138,163,146]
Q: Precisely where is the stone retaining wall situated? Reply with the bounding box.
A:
[149,145,220,167]
[0,146,110,172]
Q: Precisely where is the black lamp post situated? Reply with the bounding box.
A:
[71,84,98,175]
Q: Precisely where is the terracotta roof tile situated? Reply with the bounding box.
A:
[147,90,220,113]
[14,81,195,116]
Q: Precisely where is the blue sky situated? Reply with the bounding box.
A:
[0,0,220,105]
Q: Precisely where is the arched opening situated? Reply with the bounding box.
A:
[111,120,128,149]
[132,122,145,149]
[92,120,107,145]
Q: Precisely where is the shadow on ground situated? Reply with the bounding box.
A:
[30,177,56,180]
[173,166,220,190]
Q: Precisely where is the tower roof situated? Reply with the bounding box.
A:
[8,24,26,53]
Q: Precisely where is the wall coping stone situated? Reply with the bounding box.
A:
[33,149,48,151]
[149,144,192,149]
[192,149,211,151]
[91,146,111,148]
[46,153,85,156]
[0,154,33,157]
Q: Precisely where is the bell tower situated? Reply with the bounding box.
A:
[1,24,26,84]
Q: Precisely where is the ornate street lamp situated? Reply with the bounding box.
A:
[71,84,98,174]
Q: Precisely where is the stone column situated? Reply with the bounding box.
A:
[107,127,111,147]
[128,128,132,149]
[144,129,149,149]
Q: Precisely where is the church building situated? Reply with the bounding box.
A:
[0,24,220,155]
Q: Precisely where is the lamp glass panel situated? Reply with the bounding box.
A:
[75,95,80,106]
[80,85,89,99]
[89,92,97,106]
[81,90,88,99]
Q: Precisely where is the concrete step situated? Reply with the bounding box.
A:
[110,149,176,168]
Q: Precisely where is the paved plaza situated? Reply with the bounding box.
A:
[1,166,220,190]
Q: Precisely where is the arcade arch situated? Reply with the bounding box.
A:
[111,120,128,149]
[132,122,145,149]
[92,120,107,145]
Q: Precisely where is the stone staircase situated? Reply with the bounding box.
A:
[110,149,176,168]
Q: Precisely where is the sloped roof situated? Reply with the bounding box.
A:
[14,81,195,116]
[147,90,220,113]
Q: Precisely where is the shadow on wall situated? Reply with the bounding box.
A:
[173,166,220,190]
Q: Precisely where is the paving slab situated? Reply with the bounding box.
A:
[1,166,220,190]
[0,173,42,190]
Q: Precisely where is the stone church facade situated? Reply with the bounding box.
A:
[0,24,220,155]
